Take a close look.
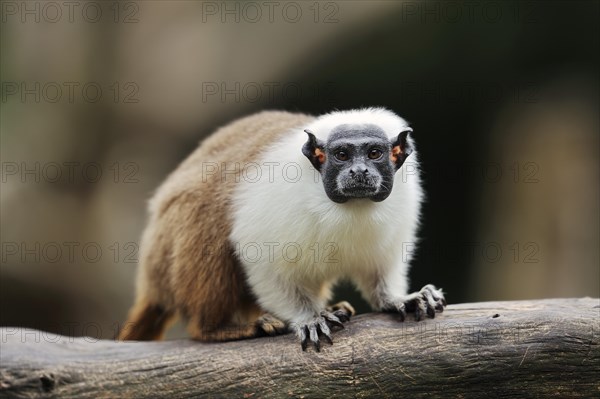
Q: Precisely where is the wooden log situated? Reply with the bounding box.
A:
[1,298,598,398]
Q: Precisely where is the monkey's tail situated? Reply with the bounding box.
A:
[117,300,176,341]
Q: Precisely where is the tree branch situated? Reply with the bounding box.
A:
[1,298,599,398]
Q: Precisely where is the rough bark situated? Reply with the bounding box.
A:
[1,298,599,398]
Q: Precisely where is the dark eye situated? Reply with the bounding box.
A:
[368,148,383,160]
[335,151,349,161]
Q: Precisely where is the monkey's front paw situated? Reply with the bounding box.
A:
[295,309,351,352]
[385,284,447,322]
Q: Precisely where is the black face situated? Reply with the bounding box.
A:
[302,124,413,204]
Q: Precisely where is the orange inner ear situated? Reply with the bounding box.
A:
[315,148,326,164]
[391,145,403,163]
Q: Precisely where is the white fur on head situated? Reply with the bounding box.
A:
[229,108,422,326]
[303,107,410,141]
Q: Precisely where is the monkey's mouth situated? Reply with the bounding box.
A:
[338,178,381,198]
[328,175,388,203]
[340,186,379,197]
[328,182,388,203]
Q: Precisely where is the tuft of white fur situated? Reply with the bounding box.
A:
[229,108,423,326]
[303,107,410,141]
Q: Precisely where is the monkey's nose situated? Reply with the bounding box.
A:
[350,167,369,176]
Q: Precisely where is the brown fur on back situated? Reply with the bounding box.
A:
[121,111,314,340]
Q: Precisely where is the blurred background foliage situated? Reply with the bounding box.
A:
[1,0,598,339]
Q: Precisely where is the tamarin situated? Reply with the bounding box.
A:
[118,108,446,351]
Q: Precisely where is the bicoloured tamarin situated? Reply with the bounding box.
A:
[119,108,446,351]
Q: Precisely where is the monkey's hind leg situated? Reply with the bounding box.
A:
[187,313,287,341]
[118,300,176,341]
[326,300,356,323]
[255,313,288,337]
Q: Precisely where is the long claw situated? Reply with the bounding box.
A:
[322,312,344,329]
[427,305,436,319]
[318,319,333,345]
[396,303,407,321]
[300,326,309,351]
[414,299,426,321]
[414,307,422,321]
[309,324,320,352]
[398,310,406,322]
[422,289,436,318]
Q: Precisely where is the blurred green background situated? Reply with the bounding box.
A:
[1,0,598,339]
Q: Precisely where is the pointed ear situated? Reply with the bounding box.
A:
[391,128,414,170]
[302,129,326,171]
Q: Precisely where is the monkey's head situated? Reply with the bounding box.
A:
[302,121,413,204]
